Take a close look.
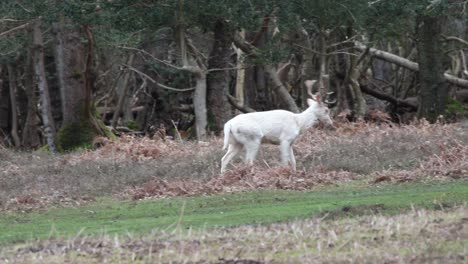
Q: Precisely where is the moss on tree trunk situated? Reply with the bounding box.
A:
[56,106,114,152]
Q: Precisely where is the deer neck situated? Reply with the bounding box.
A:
[296,108,319,131]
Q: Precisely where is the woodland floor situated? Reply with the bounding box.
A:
[0,121,467,263]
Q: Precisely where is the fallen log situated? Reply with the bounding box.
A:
[355,42,468,88]
[360,85,418,111]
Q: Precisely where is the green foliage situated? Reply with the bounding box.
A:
[254,41,292,64]
[100,0,176,33]
[183,0,274,31]
[445,97,468,120]
[0,180,466,245]
[125,120,139,130]
[278,0,368,29]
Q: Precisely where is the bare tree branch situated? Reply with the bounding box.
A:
[355,42,468,88]
[123,63,195,92]
[117,45,201,74]
[0,22,31,38]
[442,34,468,48]
[227,94,256,113]
[360,85,418,110]
[155,82,195,92]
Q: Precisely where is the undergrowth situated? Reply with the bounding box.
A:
[0,121,467,209]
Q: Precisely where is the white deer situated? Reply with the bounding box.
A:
[221,83,335,173]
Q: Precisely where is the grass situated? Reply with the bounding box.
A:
[1,123,467,262]
[1,180,466,246]
[3,206,466,263]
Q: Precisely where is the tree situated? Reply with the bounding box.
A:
[53,20,111,151]
[207,19,234,134]
[416,11,448,122]
[7,63,20,147]
[32,20,57,153]
[21,33,41,149]
[365,0,466,122]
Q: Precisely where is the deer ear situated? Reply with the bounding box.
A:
[307,98,314,106]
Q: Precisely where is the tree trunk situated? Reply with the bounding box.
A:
[194,72,208,139]
[334,52,351,113]
[53,22,87,125]
[175,0,208,140]
[21,39,41,149]
[317,29,329,97]
[347,53,367,119]
[416,15,448,122]
[207,19,233,134]
[265,64,300,113]
[234,30,246,112]
[7,64,20,147]
[33,21,57,153]
[299,26,315,107]
[111,54,135,128]
[53,22,108,151]
[0,67,9,143]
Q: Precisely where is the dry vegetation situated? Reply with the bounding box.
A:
[1,121,467,210]
[2,205,466,263]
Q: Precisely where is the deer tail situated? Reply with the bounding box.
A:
[222,122,231,150]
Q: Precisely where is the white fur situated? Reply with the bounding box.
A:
[221,98,334,173]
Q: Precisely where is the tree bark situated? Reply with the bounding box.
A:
[298,24,315,107]
[0,67,8,140]
[317,29,329,97]
[33,21,57,153]
[347,53,367,119]
[53,22,87,125]
[234,30,246,112]
[207,19,233,134]
[22,34,41,149]
[111,54,135,128]
[7,64,20,147]
[416,14,448,122]
[193,72,208,139]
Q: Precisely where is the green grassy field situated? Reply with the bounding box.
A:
[1,180,466,246]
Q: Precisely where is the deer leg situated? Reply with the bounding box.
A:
[221,143,242,173]
[289,146,296,171]
[244,139,261,165]
[280,141,291,166]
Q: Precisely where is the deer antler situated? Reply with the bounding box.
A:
[325,92,336,105]
[304,80,317,99]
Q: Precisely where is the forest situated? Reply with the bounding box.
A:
[0,0,467,150]
[0,1,467,262]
